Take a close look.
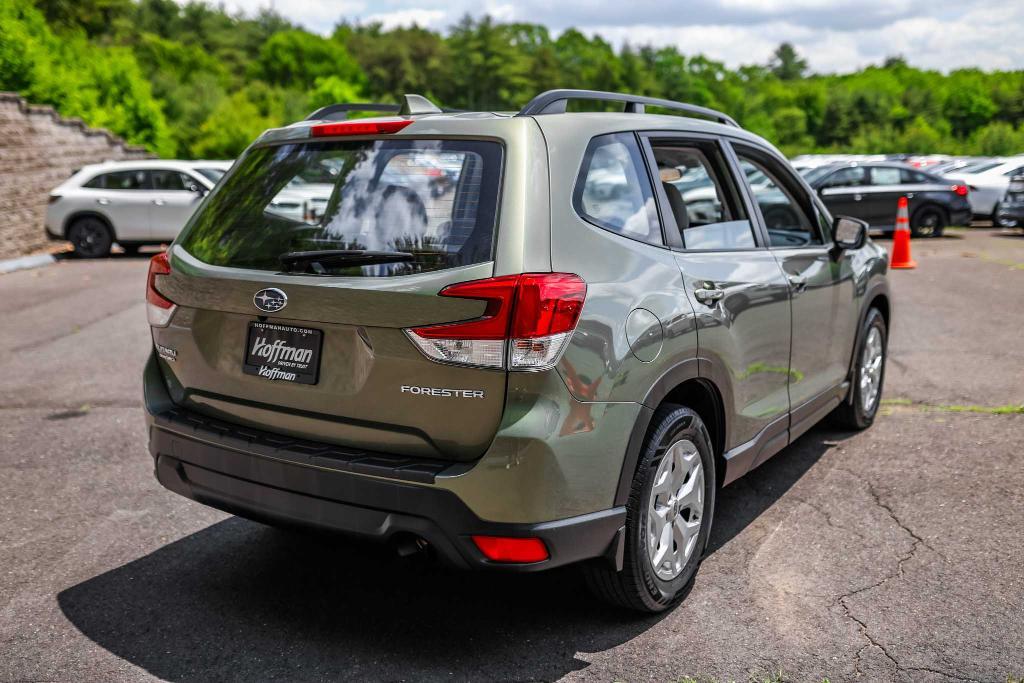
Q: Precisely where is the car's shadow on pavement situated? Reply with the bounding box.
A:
[57,426,845,681]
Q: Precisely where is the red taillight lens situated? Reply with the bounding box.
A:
[310,119,413,137]
[472,536,549,563]
[952,184,969,196]
[511,273,587,339]
[405,273,586,370]
[146,251,176,327]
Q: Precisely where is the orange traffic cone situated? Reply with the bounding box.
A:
[890,196,917,269]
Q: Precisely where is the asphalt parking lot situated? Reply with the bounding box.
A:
[1,229,1022,682]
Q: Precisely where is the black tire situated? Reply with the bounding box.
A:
[911,205,946,238]
[584,404,716,613]
[830,307,887,430]
[67,216,113,258]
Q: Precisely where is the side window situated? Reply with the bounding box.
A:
[574,133,662,245]
[870,167,902,186]
[1004,166,1024,177]
[821,167,867,189]
[93,170,148,190]
[151,170,187,191]
[901,169,930,184]
[736,152,821,247]
[83,174,106,189]
[650,142,755,250]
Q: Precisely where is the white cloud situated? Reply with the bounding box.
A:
[177,0,1024,72]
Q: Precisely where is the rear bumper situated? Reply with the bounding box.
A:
[145,354,626,571]
[149,419,624,571]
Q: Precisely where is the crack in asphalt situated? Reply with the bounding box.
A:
[831,467,970,682]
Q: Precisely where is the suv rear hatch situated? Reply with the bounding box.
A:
[150,133,506,462]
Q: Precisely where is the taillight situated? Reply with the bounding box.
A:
[405,273,586,371]
[146,251,176,327]
[472,536,549,563]
[310,119,413,137]
[951,184,969,196]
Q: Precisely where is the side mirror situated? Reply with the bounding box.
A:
[833,215,867,251]
[187,182,207,196]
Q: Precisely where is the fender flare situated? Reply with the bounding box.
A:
[613,357,731,506]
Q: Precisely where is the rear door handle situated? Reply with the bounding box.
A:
[693,287,724,306]
[788,275,807,294]
[853,194,862,201]
[96,198,110,206]
[152,199,166,206]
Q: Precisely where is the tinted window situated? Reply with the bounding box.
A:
[151,170,188,191]
[195,168,226,183]
[737,154,821,247]
[960,160,1001,174]
[651,143,755,250]
[821,167,866,188]
[179,139,502,277]
[84,170,148,190]
[1004,166,1024,177]
[901,169,931,184]
[574,133,661,245]
[870,167,902,186]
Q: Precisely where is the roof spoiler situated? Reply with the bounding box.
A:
[305,94,442,122]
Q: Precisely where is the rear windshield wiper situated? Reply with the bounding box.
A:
[279,249,415,273]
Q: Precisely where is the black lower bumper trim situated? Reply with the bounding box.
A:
[150,422,625,572]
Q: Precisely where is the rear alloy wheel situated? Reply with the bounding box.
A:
[68,217,113,258]
[584,405,715,612]
[830,307,887,430]
[911,206,946,238]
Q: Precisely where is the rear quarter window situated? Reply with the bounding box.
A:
[573,133,662,245]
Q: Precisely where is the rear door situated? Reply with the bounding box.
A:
[644,134,792,451]
[152,137,506,462]
[149,170,206,241]
[865,165,905,226]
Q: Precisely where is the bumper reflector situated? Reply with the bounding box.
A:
[471,535,549,563]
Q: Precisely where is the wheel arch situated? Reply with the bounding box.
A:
[614,360,729,505]
[63,211,117,240]
[845,282,891,404]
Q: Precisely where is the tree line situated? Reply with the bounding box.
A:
[3,0,1024,159]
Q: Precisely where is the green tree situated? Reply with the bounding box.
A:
[254,29,363,91]
[769,42,808,81]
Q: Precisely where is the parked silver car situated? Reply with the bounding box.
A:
[45,160,233,257]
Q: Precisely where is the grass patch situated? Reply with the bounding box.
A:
[881,398,1024,415]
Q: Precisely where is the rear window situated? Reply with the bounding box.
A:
[179,139,503,277]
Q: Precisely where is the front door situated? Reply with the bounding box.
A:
[732,145,858,443]
[149,170,205,241]
[645,136,792,456]
[817,166,869,224]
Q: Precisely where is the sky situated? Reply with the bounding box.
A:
[220,0,1024,73]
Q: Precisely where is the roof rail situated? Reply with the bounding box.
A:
[305,94,443,122]
[517,89,740,127]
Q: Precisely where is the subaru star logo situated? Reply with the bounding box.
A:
[253,288,287,313]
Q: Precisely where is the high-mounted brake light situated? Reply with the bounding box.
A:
[472,535,549,563]
[146,251,176,327]
[405,273,586,370]
[951,184,969,197]
[310,119,413,137]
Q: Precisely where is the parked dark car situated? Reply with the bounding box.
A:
[801,162,972,237]
[995,175,1024,229]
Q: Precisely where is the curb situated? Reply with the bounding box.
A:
[0,253,57,275]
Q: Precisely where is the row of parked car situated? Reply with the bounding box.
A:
[45,149,1024,257]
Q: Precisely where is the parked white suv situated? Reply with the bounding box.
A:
[45,160,233,257]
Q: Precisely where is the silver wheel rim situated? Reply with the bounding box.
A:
[647,439,704,581]
[860,326,884,413]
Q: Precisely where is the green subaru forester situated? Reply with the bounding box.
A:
[144,90,890,612]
